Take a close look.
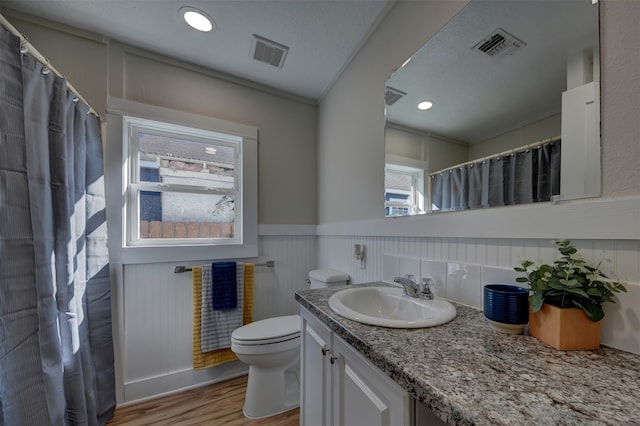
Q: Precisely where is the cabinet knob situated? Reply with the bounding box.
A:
[321,346,329,356]
[330,354,339,365]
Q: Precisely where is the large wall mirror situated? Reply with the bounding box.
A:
[384,0,600,217]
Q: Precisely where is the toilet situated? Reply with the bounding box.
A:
[231,268,349,419]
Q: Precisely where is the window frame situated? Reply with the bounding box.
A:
[384,156,427,217]
[106,97,258,264]
[124,116,243,247]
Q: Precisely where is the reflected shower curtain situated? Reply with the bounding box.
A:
[431,142,561,212]
[0,27,115,425]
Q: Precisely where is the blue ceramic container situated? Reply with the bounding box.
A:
[483,284,529,325]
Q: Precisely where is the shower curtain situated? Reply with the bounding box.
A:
[431,141,561,212]
[0,27,115,425]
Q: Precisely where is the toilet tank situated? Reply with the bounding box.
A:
[308,269,349,289]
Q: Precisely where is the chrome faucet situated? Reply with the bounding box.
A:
[393,275,435,300]
[393,275,420,297]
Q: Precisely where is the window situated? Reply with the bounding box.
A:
[384,163,426,217]
[106,98,257,263]
[124,116,244,247]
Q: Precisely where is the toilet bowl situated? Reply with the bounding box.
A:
[231,315,301,419]
[231,269,349,419]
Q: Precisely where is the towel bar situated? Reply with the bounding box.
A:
[174,260,274,274]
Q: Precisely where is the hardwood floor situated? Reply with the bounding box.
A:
[108,375,300,426]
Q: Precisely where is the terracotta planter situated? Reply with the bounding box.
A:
[528,304,601,350]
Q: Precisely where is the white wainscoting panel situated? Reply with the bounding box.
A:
[123,262,193,384]
[117,234,318,403]
[254,235,318,320]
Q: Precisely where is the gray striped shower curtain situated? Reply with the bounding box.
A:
[0,26,115,425]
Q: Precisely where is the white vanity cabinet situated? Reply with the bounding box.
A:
[300,308,411,426]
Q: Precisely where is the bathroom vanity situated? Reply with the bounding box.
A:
[296,283,640,425]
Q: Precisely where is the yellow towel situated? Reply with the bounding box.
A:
[192,263,254,370]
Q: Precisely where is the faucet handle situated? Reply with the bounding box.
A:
[420,277,435,300]
[405,274,416,281]
[421,277,434,289]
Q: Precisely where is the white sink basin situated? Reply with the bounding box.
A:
[328,286,456,328]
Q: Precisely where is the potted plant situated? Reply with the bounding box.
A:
[514,240,627,350]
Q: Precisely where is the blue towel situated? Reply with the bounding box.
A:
[211,261,237,310]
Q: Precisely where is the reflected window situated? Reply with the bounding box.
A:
[385,164,425,217]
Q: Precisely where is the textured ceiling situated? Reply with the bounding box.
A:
[1,0,599,144]
[1,0,393,101]
[385,0,599,144]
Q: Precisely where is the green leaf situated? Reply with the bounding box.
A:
[548,281,565,290]
[559,278,580,287]
[614,282,628,293]
[520,260,534,268]
[564,287,589,298]
[572,299,604,322]
[529,292,544,312]
[587,288,602,297]
[535,279,550,290]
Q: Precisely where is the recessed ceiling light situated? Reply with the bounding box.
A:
[180,7,215,32]
[417,101,433,111]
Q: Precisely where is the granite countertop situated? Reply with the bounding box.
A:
[295,283,640,426]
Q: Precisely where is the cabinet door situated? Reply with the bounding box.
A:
[332,336,410,426]
[301,312,333,426]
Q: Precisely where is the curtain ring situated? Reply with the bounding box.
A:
[41,67,51,75]
[72,97,80,103]
[20,42,29,54]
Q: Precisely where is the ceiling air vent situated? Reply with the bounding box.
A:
[251,34,289,68]
[472,28,525,58]
[385,87,406,106]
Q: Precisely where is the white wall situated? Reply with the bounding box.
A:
[468,113,561,160]
[385,125,425,160]
[426,134,469,173]
[385,124,469,173]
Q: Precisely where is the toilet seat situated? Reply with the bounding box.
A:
[232,315,300,346]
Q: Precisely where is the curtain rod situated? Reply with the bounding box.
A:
[174,260,275,274]
[430,135,561,176]
[0,13,99,117]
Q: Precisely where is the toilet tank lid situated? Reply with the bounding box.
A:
[309,268,350,283]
